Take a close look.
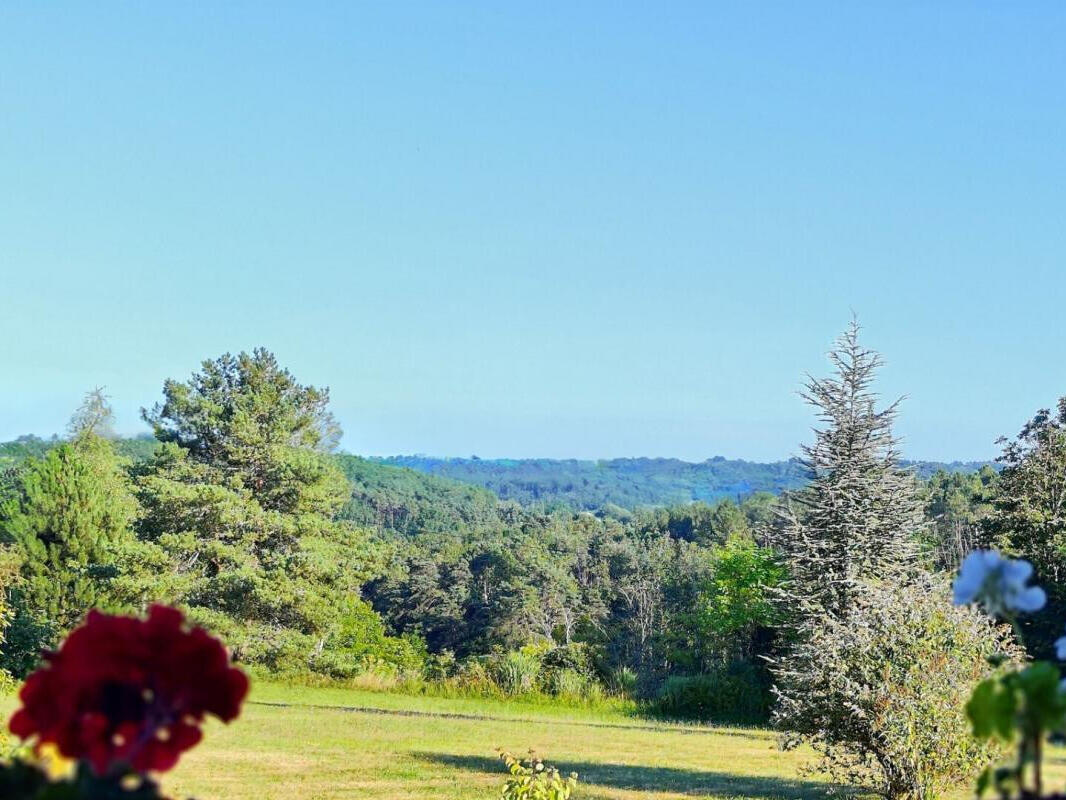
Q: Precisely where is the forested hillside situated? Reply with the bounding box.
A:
[0,334,1057,760]
[4,436,988,514]
[375,454,990,510]
[336,455,501,536]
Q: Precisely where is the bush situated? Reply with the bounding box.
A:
[498,751,577,800]
[453,658,500,695]
[653,662,771,724]
[550,668,587,699]
[538,643,602,699]
[493,649,541,695]
[422,650,457,682]
[315,598,426,678]
[538,643,593,677]
[775,576,1015,799]
[608,666,638,697]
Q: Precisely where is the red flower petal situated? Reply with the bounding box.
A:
[7,605,247,777]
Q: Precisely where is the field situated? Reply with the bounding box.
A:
[6,682,1064,799]
[159,683,836,800]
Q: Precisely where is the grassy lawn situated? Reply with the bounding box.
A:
[162,683,838,800]
[8,682,1061,799]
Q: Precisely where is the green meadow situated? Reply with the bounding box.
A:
[5,682,1066,799]
[162,683,836,800]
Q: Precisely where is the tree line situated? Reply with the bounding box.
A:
[1,334,1065,756]
[375,453,988,511]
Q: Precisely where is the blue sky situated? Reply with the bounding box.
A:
[2,3,1065,461]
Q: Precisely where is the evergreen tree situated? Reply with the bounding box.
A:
[769,324,1002,798]
[772,321,921,622]
[135,350,390,671]
[769,323,917,761]
[142,348,343,508]
[0,395,139,674]
[984,397,1066,657]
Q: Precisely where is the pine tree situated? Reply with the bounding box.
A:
[135,350,387,670]
[772,321,921,622]
[0,398,139,674]
[770,323,924,775]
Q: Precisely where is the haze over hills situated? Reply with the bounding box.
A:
[1,434,990,513]
[372,454,991,511]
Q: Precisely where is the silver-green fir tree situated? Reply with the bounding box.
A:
[772,320,921,622]
[769,322,1009,799]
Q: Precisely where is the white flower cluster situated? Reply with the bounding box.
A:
[953,550,1047,615]
[954,549,1066,663]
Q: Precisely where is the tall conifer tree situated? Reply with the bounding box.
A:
[773,321,920,619]
[771,321,923,734]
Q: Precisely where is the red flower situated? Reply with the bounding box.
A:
[9,605,249,776]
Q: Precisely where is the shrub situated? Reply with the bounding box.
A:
[453,657,500,695]
[609,666,638,697]
[498,750,577,800]
[422,649,457,682]
[582,679,604,703]
[538,642,593,677]
[653,662,771,724]
[551,668,587,699]
[314,598,426,678]
[493,650,541,695]
[776,576,1016,799]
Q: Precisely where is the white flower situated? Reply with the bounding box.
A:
[953,551,1001,605]
[1056,632,1066,661]
[953,549,1047,616]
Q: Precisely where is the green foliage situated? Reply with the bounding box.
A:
[0,760,172,800]
[921,466,998,571]
[0,430,138,675]
[314,596,426,678]
[337,455,500,537]
[0,337,1027,755]
[967,661,1066,798]
[608,666,638,697]
[497,751,577,800]
[133,350,402,674]
[0,437,58,473]
[380,454,986,511]
[142,347,341,469]
[984,398,1066,658]
[690,535,785,663]
[783,577,1012,799]
[0,550,16,755]
[548,668,586,699]
[381,455,810,510]
[492,649,542,695]
[653,664,772,724]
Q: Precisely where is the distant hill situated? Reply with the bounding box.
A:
[0,434,992,514]
[335,454,500,537]
[0,433,159,470]
[0,435,500,539]
[373,455,992,511]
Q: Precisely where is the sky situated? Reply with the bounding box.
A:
[2,3,1065,462]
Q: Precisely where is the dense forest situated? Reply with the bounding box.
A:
[0,339,1058,734]
[375,454,990,510]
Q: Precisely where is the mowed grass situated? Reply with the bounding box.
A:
[162,683,840,800]
[6,683,1064,799]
